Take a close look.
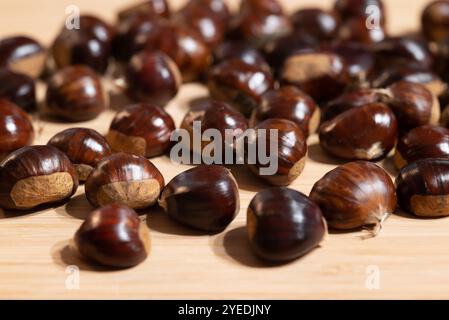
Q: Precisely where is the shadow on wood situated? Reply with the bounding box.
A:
[54,194,94,220]
[307,143,348,166]
[226,164,266,192]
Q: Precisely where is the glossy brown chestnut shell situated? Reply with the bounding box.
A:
[183,0,231,25]
[214,41,270,70]
[247,187,327,262]
[0,69,36,112]
[0,145,79,210]
[291,8,340,42]
[251,86,320,137]
[208,59,274,117]
[339,17,386,45]
[75,204,151,268]
[126,51,181,106]
[106,103,175,158]
[310,161,397,234]
[47,128,112,181]
[319,103,398,161]
[158,165,239,232]
[246,119,307,186]
[334,0,386,23]
[45,65,106,122]
[85,153,164,209]
[421,0,449,44]
[394,125,449,169]
[117,0,170,21]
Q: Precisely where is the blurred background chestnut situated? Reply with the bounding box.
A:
[0,69,36,112]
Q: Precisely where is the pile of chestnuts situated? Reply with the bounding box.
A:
[3,0,449,268]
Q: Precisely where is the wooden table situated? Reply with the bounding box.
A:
[0,0,447,299]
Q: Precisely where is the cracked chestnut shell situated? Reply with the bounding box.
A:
[310,161,397,234]
[319,103,398,161]
[45,65,106,122]
[0,69,36,112]
[117,0,170,22]
[47,128,112,181]
[251,86,320,137]
[394,125,449,169]
[208,59,274,117]
[246,119,307,186]
[422,0,449,44]
[106,103,175,158]
[159,165,239,232]
[85,153,164,209]
[0,145,78,210]
[247,187,327,262]
[291,8,340,42]
[75,204,151,268]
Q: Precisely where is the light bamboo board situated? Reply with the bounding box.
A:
[1,0,447,299]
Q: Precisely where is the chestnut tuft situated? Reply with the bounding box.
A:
[0,69,36,112]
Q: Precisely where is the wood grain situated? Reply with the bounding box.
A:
[1,0,448,299]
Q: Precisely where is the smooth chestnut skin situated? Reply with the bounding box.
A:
[117,0,170,21]
[394,125,449,169]
[0,36,46,78]
[126,51,181,106]
[0,145,78,210]
[75,204,151,268]
[422,0,449,44]
[45,65,106,122]
[334,0,386,23]
[183,0,231,25]
[319,103,397,161]
[208,59,274,117]
[85,153,164,209]
[0,69,36,112]
[247,119,307,186]
[106,104,175,158]
[251,86,320,137]
[47,128,112,181]
[310,161,397,233]
[214,41,270,70]
[247,188,327,262]
[0,99,34,159]
[339,17,386,45]
[159,165,239,232]
[291,9,340,42]
[281,52,350,103]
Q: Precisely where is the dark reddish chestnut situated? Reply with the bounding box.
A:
[319,103,397,161]
[75,204,151,268]
[0,145,78,210]
[117,0,170,22]
[208,59,274,117]
[47,128,112,181]
[251,86,320,137]
[85,153,164,209]
[0,99,34,159]
[310,161,397,234]
[214,41,270,71]
[291,8,340,42]
[247,187,327,262]
[126,51,181,106]
[246,119,307,186]
[106,103,175,158]
[339,16,386,45]
[183,0,231,25]
[0,36,46,78]
[422,0,449,44]
[394,125,449,169]
[334,0,386,23]
[0,69,36,112]
[158,165,239,232]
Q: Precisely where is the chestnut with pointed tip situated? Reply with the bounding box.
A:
[85,153,164,210]
[47,128,112,181]
[0,145,78,210]
[247,187,327,262]
[310,161,397,234]
[117,0,170,21]
[159,165,239,232]
[106,104,175,158]
[421,0,449,44]
[396,158,449,217]
[319,103,398,161]
[75,204,151,268]
[0,69,36,113]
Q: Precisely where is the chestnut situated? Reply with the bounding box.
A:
[0,36,46,78]
[319,103,397,161]
[117,0,170,22]
[339,16,386,45]
[45,65,106,122]
[246,119,307,186]
[85,152,164,209]
[0,145,78,210]
[75,204,151,268]
[125,51,181,106]
[47,128,112,181]
[281,51,350,103]
[247,187,327,262]
[158,165,239,232]
[334,0,386,24]
[251,86,320,137]
[394,125,449,169]
[0,69,36,112]
[208,59,274,117]
[182,0,231,25]
[0,99,34,159]
[422,0,449,44]
[291,8,340,42]
[214,41,270,71]
[396,159,449,217]
[106,103,175,158]
[310,161,397,234]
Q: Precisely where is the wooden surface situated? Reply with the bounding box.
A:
[1,0,448,300]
